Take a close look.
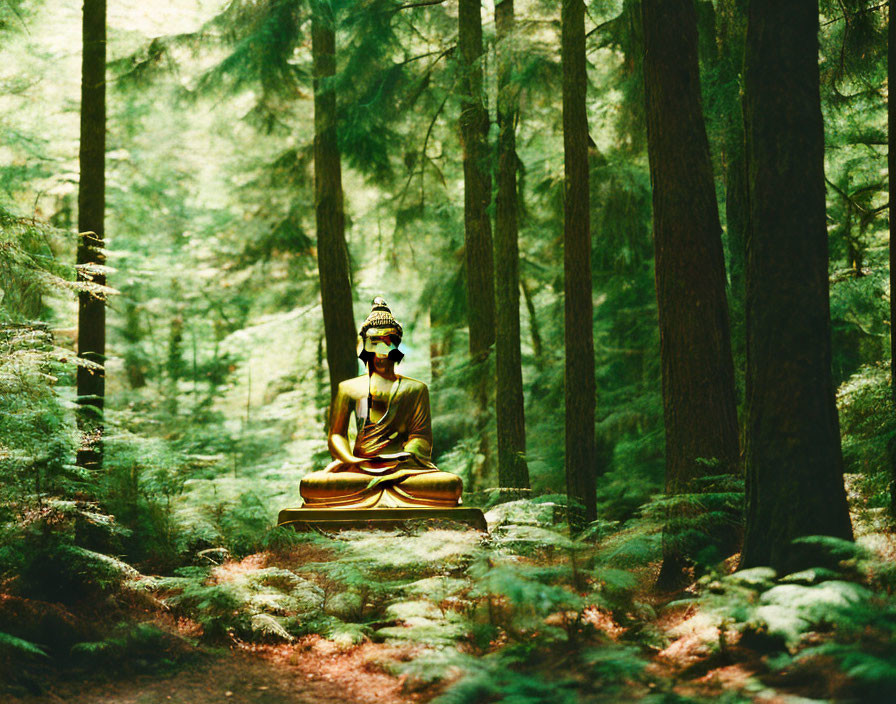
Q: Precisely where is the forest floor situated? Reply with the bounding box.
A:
[7,608,853,704]
[6,583,846,704]
[14,642,428,704]
[6,504,895,704]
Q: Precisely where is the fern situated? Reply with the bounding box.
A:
[69,622,195,672]
[0,631,47,658]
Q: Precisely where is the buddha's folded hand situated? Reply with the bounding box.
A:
[378,451,412,462]
[356,451,412,474]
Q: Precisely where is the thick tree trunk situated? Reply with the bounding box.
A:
[494,0,530,492]
[76,0,107,471]
[458,0,495,489]
[740,0,853,572]
[642,0,741,588]
[312,3,357,397]
[562,0,596,530]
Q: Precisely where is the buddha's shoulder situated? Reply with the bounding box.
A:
[397,375,429,393]
[337,376,372,398]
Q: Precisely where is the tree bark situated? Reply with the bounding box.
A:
[458,0,495,489]
[890,0,895,396]
[888,0,896,517]
[494,0,530,492]
[740,0,853,572]
[642,0,741,588]
[458,0,496,362]
[562,0,596,530]
[312,2,357,397]
[76,0,107,471]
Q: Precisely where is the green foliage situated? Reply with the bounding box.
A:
[0,1,894,700]
[433,656,582,704]
[166,576,253,641]
[99,429,188,569]
[155,561,327,642]
[0,212,73,322]
[468,555,585,640]
[70,622,195,672]
[198,0,306,107]
[0,629,48,689]
[838,363,896,509]
[0,324,75,503]
[217,492,276,557]
[0,631,48,659]
[421,637,648,703]
[371,512,655,702]
[295,528,479,629]
[0,211,135,606]
[830,272,889,385]
[678,536,896,699]
[639,474,744,571]
[818,1,888,387]
[2,502,133,603]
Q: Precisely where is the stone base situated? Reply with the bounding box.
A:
[277,507,488,532]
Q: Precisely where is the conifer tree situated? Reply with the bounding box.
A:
[562,0,596,529]
[890,1,895,402]
[741,0,853,571]
[458,0,496,487]
[458,0,495,363]
[494,0,529,491]
[76,0,107,470]
[642,0,740,586]
[312,0,356,395]
[889,0,895,515]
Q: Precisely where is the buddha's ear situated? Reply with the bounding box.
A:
[388,348,404,363]
[359,349,374,363]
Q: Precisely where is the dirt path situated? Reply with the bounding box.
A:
[10,639,430,704]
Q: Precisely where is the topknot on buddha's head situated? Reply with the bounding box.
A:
[359,296,403,341]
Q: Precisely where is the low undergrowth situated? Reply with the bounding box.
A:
[3,495,896,704]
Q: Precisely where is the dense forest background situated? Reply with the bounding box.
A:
[2,0,896,702]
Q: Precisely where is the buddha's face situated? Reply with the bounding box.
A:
[364,327,401,374]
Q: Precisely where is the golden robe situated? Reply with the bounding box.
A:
[299,375,463,508]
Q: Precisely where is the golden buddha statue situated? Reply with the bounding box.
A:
[298,298,463,509]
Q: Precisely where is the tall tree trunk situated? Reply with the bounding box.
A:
[76,0,107,471]
[562,0,596,530]
[312,2,356,397]
[642,0,741,588]
[494,0,529,492]
[888,0,896,517]
[740,0,853,572]
[458,0,495,489]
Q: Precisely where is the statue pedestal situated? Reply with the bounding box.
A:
[277,507,487,532]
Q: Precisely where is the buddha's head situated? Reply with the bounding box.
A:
[358,297,404,373]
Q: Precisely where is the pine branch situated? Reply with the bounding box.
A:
[825,176,886,217]
[418,85,453,206]
[820,1,888,28]
[394,0,446,11]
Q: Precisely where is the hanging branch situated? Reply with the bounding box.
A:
[394,0,447,12]
[820,1,887,27]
